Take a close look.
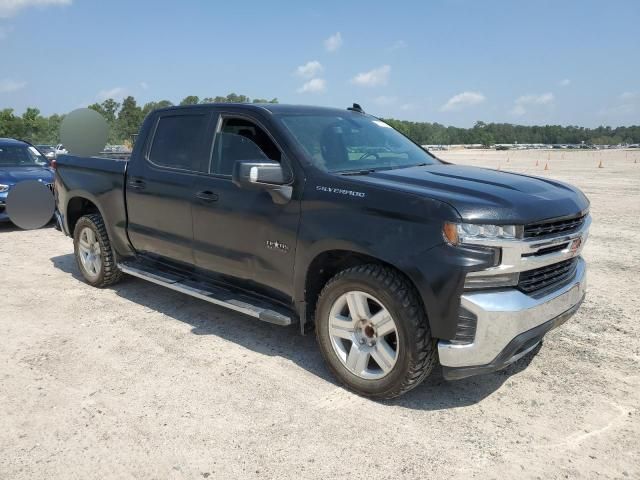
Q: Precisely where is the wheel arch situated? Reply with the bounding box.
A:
[301,248,431,334]
[65,195,102,235]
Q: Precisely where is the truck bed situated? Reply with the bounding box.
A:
[55,155,132,256]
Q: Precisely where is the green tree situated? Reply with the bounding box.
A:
[21,108,48,143]
[179,95,200,105]
[89,98,121,143]
[142,100,173,118]
[0,109,24,139]
[116,96,143,143]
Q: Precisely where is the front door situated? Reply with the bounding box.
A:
[191,114,300,300]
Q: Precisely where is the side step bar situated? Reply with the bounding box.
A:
[118,262,294,327]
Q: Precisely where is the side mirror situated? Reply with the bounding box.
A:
[232,160,292,204]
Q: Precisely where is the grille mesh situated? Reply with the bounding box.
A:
[518,258,579,294]
[524,214,586,238]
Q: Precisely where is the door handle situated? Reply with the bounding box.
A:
[128,179,146,190]
[195,190,219,202]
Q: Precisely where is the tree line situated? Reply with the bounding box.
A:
[383,119,640,146]
[1,94,638,146]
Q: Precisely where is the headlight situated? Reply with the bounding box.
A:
[0,184,9,193]
[443,222,522,289]
[443,222,519,245]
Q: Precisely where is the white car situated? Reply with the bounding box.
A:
[55,144,68,155]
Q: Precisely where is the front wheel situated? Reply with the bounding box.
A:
[315,265,436,399]
[73,213,123,288]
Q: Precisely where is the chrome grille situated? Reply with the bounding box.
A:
[518,258,579,294]
[524,214,586,238]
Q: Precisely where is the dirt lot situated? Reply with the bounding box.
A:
[1,149,639,479]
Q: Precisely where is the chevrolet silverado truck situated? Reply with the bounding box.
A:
[54,103,590,399]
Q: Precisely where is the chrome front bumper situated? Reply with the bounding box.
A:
[439,256,586,374]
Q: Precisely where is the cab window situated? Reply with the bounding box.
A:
[211,118,282,176]
[148,114,208,171]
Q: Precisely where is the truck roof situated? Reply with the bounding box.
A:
[154,103,366,117]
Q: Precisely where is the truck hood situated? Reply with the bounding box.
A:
[352,164,589,224]
[0,166,54,185]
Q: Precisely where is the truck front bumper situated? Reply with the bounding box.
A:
[438,256,586,380]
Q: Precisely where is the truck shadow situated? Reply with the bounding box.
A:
[51,252,539,411]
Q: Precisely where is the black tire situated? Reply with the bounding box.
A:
[73,213,123,288]
[315,264,436,399]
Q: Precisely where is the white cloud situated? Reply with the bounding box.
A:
[297,78,326,94]
[96,87,127,101]
[620,91,640,101]
[559,78,571,87]
[324,32,342,52]
[511,92,554,116]
[295,60,323,79]
[440,91,486,111]
[516,92,554,105]
[140,81,149,90]
[386,40,407,52]
[0,78,26,93]
[351,65,391,87]
[0,0,72,18]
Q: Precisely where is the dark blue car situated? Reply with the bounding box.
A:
[0,138,54,223]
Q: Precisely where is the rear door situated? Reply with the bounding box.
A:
[126,109,213,265]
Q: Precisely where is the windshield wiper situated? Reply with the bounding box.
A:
[337,168,377,176]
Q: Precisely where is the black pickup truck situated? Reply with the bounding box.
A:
[54,103,590,398]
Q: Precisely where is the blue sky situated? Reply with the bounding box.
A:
[1,0,639,127]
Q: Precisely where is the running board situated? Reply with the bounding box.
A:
[118,262,294,326]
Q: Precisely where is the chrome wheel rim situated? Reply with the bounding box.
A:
[328,291,400,380]
[77,226,102,279]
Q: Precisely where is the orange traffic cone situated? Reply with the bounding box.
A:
[598,159,603,168]
[535,159,539,166]
[544,162,549,171]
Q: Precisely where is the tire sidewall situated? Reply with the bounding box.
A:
[316,269,424,397]
[73,216,107,287]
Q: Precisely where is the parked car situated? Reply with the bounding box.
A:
[0,138,54,223]
[54,144,68,156]
[36,144,57,162]
[54,103,590,398]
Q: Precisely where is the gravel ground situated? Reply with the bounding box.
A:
[1,149,639,479]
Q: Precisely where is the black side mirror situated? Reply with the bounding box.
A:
[232,160,292,204]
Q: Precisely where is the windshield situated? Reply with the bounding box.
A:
[279,114,439,173]
[0,145,48,167]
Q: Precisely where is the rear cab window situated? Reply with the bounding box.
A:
[148,113,209,172]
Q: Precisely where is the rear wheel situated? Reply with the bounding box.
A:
[315,264,436,399]
[73,213,122,287]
